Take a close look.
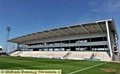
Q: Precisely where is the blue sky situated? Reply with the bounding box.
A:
[0,0,120,50]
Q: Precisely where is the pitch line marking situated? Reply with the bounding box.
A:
[10,67,27,70]
[67,62,108,74]
[1,67,27,70]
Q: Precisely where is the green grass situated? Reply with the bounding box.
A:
[0,56,120,74]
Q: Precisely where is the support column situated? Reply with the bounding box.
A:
[89,33,91,51]
[25,44,27,51]
[12,43,15,50]
[17,44,20,51]
[103,37,105,51]
[106,21,113,61]
[69,40,70,51]
[48,48,49,51]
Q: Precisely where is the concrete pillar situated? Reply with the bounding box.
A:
[17,44,20,51]
[106,21,113,61]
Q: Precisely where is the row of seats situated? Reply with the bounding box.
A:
[9,51,68,58]
[65,51,111,61]
[9,51,111,61]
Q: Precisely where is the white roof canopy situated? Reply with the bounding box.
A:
[8,19,118,43]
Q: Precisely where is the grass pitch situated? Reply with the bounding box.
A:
[0,56,120,74]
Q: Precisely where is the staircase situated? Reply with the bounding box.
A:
[90,52,97,59]
[63,52,71,58]
[14,51,23,56]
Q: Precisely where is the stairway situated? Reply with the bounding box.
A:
[63,52,71,58]
[90,52,97,59]
[14,51,23,56]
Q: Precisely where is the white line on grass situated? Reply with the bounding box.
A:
[10,67,27,70]
[1,67,27,70]
[67,62,108,74]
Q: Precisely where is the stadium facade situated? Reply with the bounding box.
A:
[8,19,119,61]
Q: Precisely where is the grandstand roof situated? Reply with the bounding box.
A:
[8,19,118,43]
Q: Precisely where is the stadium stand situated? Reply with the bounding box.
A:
[8,19,119,61]
[9,51,67,58]
[9,51,111,61]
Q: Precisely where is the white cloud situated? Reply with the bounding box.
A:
[108,0,120,8]
[105,1,120,12]
[90,0,120,12]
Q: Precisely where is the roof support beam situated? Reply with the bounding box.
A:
[28,34,48,41]
[42,32,54,37]
[18,35,38,42]
[37,34,48,38]
[23,36,35,41]
[68,27,79,34]
[57,28,69,35]
[80,25,90,33]
[14,39,23,43]
[13,34,49,43]
[49,30,61,36]
[96,23,103,32]
[30,35,42,40]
